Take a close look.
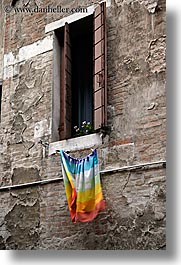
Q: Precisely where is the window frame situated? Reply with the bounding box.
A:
[51,1,109,143]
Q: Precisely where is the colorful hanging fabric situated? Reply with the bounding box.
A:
[59,149,105,223]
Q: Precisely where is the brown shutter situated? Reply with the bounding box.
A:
[93,2,107,131]
[60,22,72,140]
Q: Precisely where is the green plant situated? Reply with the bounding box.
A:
[74,121,94,137]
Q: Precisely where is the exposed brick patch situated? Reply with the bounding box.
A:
[109,138,134,147]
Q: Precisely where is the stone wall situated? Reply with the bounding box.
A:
[0,0,166,249]
[0,0,6,80]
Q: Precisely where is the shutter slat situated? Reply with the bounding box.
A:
[94,4,101,17]
[93,2,107,130]
[60,22,72,140]
[94,15,102,30]
[94,89,102,109]
[94,56,102,74]
[94,27,102,44]
[95,42,102,59]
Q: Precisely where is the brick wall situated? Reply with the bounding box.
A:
[0,0,166,249]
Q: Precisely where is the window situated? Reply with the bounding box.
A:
[0,82,2,122]
[71,15,93,136]
[54,2,107,141]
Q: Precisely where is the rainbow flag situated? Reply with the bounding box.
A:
[60,149,105,223]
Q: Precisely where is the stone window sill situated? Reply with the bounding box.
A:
[48,133,102,155]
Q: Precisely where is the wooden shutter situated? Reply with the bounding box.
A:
[93,2,107,131]
[60,22,72,140]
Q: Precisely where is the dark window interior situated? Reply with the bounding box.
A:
[55,15,93,138]
[70,15,93,134]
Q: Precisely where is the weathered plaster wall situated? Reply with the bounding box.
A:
[0,0,166,249]
[0,0,6,80]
